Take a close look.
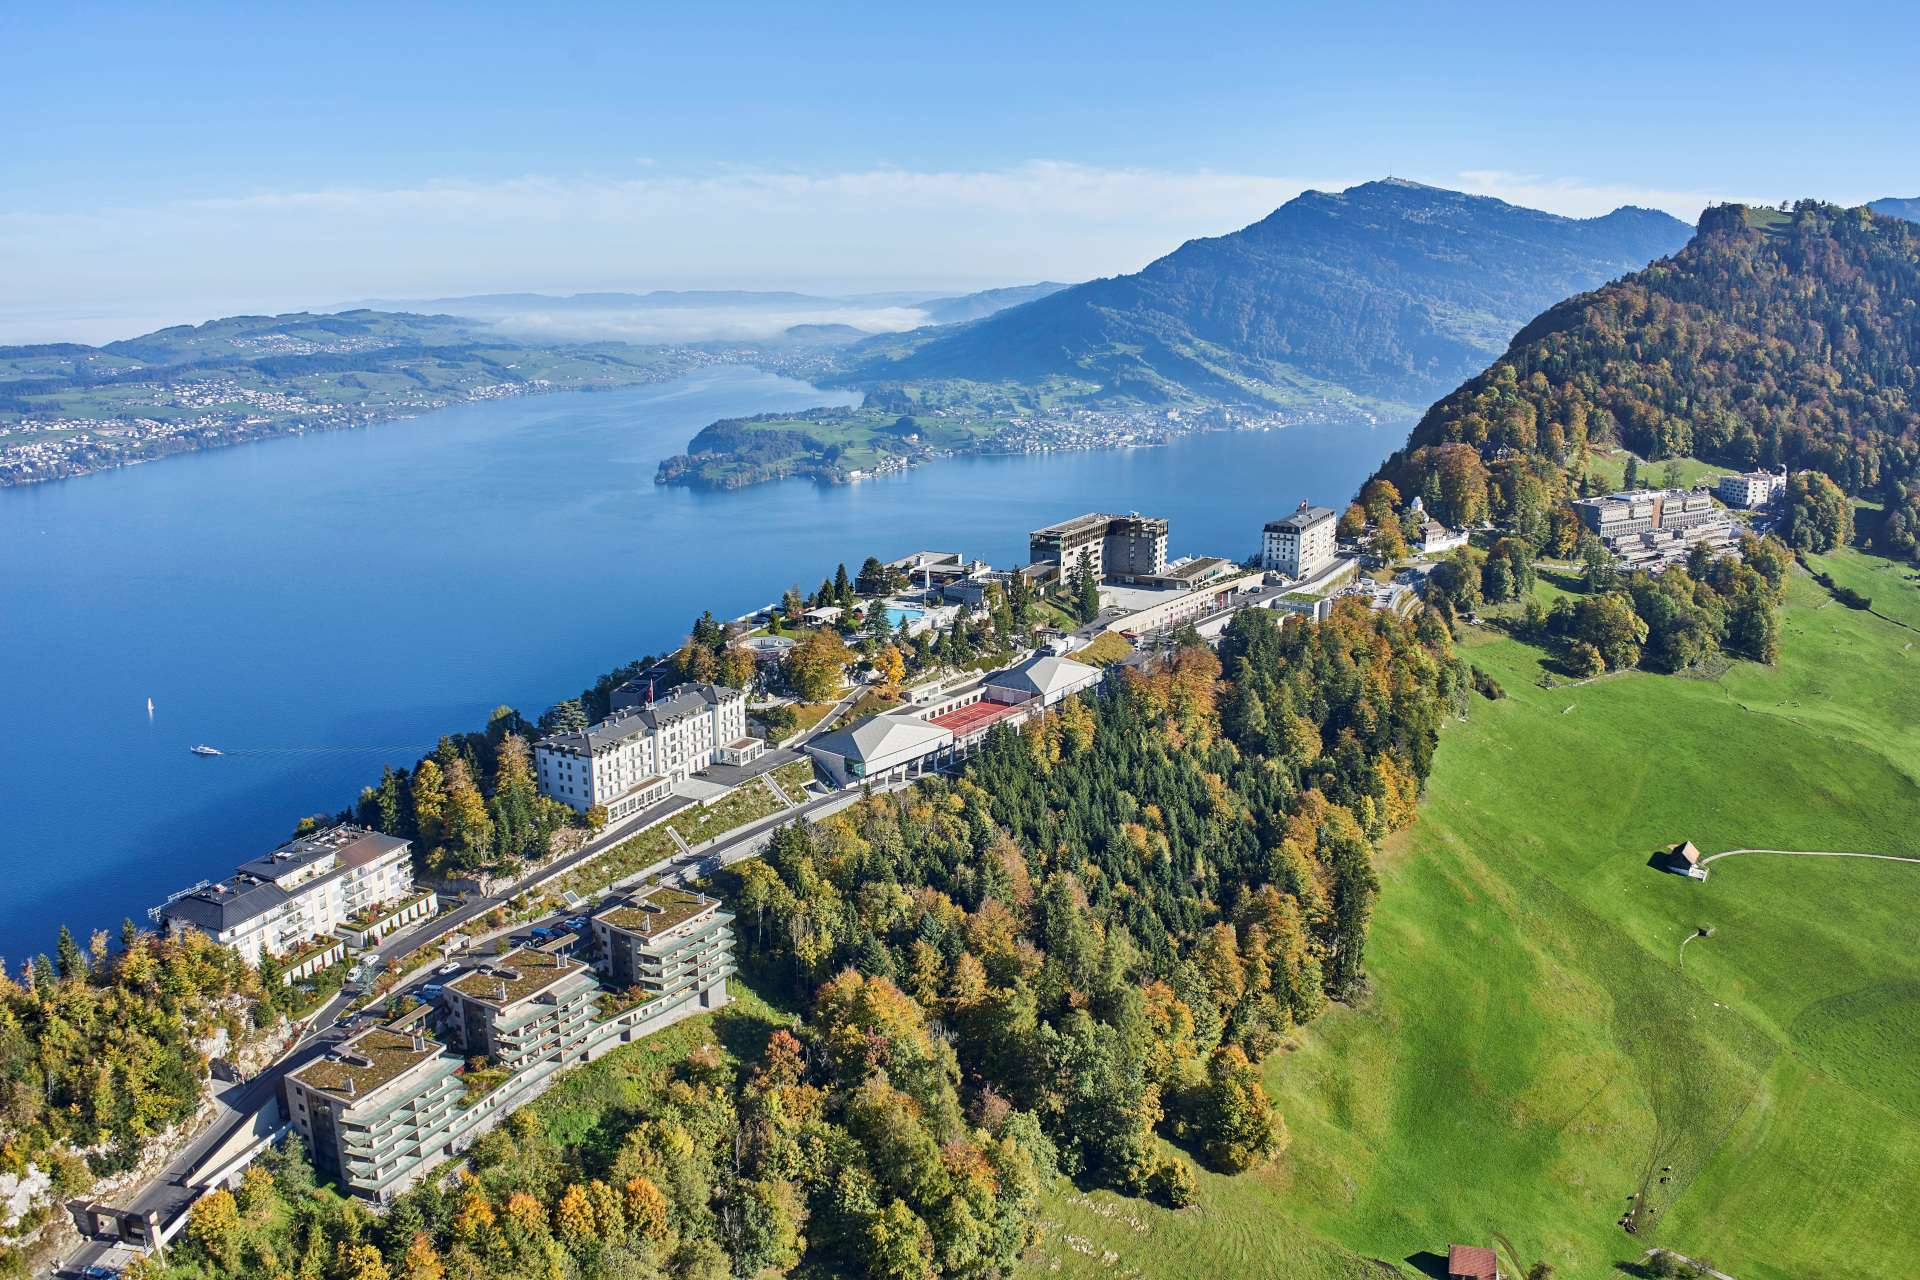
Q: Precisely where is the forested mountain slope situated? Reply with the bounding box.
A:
[1871,196,1920,223]
[1400,201,1920,504]
[851,180,1691,411]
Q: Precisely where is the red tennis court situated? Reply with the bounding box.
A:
[929,698,1027,737]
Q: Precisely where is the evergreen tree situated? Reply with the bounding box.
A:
[55,925,85,979]
[1075,549,1101,622]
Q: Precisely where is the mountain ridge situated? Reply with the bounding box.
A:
[848,180,1693,412]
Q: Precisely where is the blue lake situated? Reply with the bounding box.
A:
[0,363,1399,958]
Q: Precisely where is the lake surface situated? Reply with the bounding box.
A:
[0,363,1399,958]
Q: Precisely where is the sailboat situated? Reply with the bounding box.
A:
[147,698,154,715]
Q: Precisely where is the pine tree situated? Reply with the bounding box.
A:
[835,562,852,606]
[55,926,85,979]
[1076,548,1101,622]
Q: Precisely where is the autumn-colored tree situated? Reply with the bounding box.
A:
[237,1164,278,1220]
[400,1234,443,1280]
[719,645,757,690]
[586,1180,626,1240]
[410,758,446,852]
[866,1198,935,1280]
[783,628,853,703]
[338,1243,390,1280]
[1372,517,1409,562]
[1198,1044,1288,1172]
[504,1191,546,1237]
[187,1187,241,1270]
[1359,477,1400,522]
[874,644,906,693]
[452,1180,496,1244]
[553,1183,598,1242]
[623,1177,671,1241]
[439,758,494,860]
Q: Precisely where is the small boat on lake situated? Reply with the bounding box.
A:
[189,745,222,756]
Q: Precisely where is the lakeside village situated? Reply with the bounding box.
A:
[84,456,1801,1223]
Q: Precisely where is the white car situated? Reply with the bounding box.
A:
[436,963,460,976]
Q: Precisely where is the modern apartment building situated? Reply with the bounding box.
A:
[156,826,429,981]
[284,1009,476,1203]
[1029,513,1169,582]
[284,892,739,1203]
[1262,503,1337,578]
[590,885,735,1017]
[1573,487,1718,542]
[441,946,602,1070]
[534,682,753,819]
[1717,469,1787,509]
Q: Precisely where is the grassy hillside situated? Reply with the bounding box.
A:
[1022,549,1920,1280]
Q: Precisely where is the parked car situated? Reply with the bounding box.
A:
[565,916,588,931]
[419,984,443,1000]
[530,927,556,941]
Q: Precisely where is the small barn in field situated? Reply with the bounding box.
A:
[1669,840,1710,880]
[1447,1243,1502,1279]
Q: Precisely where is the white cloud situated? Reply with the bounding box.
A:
[1448,169,1748,222]
[0,163,1341,323]
[1,162,1750,337]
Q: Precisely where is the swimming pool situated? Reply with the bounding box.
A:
[884,607,924,628]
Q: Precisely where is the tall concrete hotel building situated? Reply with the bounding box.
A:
[1029,513,1169,583]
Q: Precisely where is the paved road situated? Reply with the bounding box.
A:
[1700,846,1920,865]
[56,1030,345,1277]
[55,751,847,1277]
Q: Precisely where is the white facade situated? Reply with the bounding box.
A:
[1717,470,1785,509]
[157,826,424,977]
[1419,521,1469,554]
[535,683,748,818]
[1263,505,1337,578]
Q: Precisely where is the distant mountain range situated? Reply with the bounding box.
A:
[330,283,1074,341]
[848,179,1694,413]
[1871,197,1920,222]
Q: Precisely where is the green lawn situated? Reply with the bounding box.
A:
[1028,549,1920,1280]
[534,977,792,1149]
[1584,451,1738,492]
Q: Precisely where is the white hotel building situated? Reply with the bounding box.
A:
[534,682,758,820]
[1262,503,1338,579]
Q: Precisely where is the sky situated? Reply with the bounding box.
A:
[3,0,1916,343]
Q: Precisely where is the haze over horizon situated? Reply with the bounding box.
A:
[3,1,1915,345]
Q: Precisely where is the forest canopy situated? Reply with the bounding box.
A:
[1401,201,1920,501]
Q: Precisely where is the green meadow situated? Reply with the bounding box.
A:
[1021,549,1920,1280]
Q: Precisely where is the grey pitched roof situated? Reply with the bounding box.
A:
[1265,506,1335,533]
[810,715,951,762]
[990,654,1103,699]
[543,683,742,754]
[160,878,289,933]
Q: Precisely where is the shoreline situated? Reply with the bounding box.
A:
[657,405,1389,493]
